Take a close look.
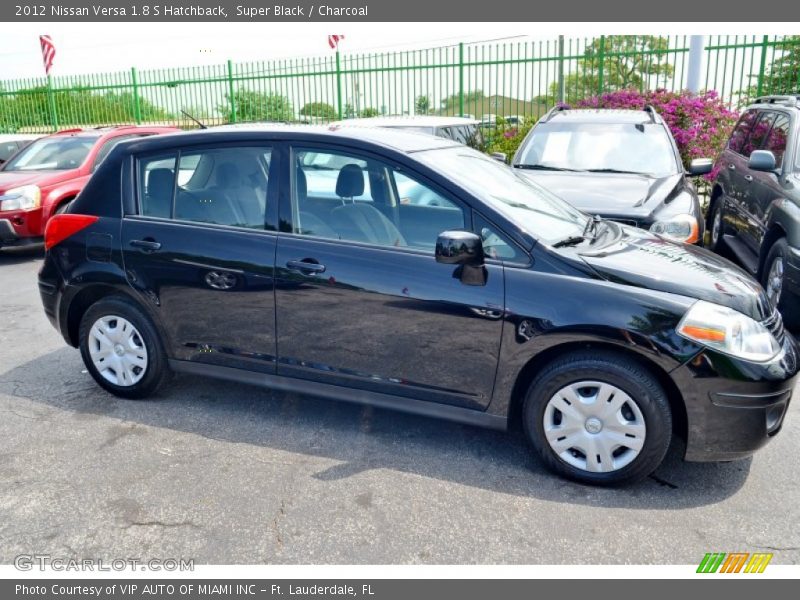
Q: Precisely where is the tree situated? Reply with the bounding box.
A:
[299,101,337,120]
[415,95,430,115]
[219,89,294,123]
[542,36,675,102]
[737,36,800,105]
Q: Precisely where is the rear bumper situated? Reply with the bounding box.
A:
[673,331,798,462]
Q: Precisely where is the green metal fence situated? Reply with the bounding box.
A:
[1,34,799,133]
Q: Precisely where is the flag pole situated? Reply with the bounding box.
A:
[335,49,343,120]
[46,73,58,131]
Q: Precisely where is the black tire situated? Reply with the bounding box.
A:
[762,238,800,331]
[522,350,672,486]
[78,295,171,399]
[707,196,726,252]
[54,200,73,215]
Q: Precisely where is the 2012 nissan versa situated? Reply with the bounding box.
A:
[38,125,797,485]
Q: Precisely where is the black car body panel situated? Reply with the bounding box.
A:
[39,124,798,467]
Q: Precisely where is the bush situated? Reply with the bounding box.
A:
[486,121,534,160]
[299,102,336,120]
[574,89,738,184]
[219,89,294,123]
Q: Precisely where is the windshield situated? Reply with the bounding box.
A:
[516,122,679,177]
[2,135,98,171]
[416,146,588,244]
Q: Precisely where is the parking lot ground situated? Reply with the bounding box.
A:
[1,246,799,565]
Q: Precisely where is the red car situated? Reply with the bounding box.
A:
[0,125,179,249]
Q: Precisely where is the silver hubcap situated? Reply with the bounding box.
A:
[88,315,148,386]
[766,257,784,307]
[712,206,722,245]
[543,381,646,473]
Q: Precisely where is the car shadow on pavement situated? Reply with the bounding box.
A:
[0,245,45,264]
[1,347,752,508]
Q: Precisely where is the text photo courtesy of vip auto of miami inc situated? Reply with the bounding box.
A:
[0,6,799,590]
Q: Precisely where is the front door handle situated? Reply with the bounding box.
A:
[286,259,326,274]
[744,174,754,182]
[728,163,736,170]
[130,239,162,253]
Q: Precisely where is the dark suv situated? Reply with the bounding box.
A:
[710,95,800,330]
[512,107,712,244]
[38,125,797,485]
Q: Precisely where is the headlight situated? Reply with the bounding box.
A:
[650,214,699,243]
[0,185,41,212]
[677,300,780,362]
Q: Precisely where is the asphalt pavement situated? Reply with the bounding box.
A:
[1,245,798,565]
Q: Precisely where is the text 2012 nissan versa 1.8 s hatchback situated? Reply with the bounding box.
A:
[39,126,797,485]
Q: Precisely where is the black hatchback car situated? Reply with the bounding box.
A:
[512,107,712,244]
[39,125,797,485]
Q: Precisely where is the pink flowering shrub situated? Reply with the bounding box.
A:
[574,89,739,182]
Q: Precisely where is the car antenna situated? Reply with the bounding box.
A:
[181,110,208,130]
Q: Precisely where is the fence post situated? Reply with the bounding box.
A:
[46,75,58,131]
[458,42,464,117]
[227,59,237,123]
[756,35,770,97]
[130,67,142,124]
[557,35,565,104]
[597,35,606,95]
[335,50,343,120]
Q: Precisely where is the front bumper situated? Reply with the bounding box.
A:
[673,330,798,462]
[0,207,44,246]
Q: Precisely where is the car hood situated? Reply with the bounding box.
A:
[517,170,683,219]
[0,170,72,193]
[578,224,772,321]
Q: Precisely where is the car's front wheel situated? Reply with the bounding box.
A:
[79,296,170,399]
[762,238,800,330]
[708,197,726,252]
[523,351,672,485]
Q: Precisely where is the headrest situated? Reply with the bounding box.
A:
[335,163,365,198]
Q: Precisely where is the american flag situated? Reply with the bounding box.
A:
[39,35,55,75]
[328,35,345,50]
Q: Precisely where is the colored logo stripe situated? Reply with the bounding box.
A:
[697,552,773,573]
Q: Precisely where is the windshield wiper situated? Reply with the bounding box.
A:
[552,235,586,248]
[514,163,586,172]
[584,168,649,175]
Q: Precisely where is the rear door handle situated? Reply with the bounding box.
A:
[130,239,162,252]
[286,259,326,274]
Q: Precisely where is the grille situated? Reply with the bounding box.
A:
[762,308,785,345]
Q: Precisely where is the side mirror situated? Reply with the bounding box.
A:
[490,152,507,164]
[749,150,777,172]
[436,230,484,266]
[688,158,713,176]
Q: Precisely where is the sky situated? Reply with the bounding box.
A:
[0,22,790,82]
[0,23,543,80]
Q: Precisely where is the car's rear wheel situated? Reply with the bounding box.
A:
[79,296,170,399]
[762,238,800,330]
[523,351,672,485]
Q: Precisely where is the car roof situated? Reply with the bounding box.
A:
[330,115,480,128]
[546,109,657,124]
[119,123,463,155]
[0,134,42,141]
